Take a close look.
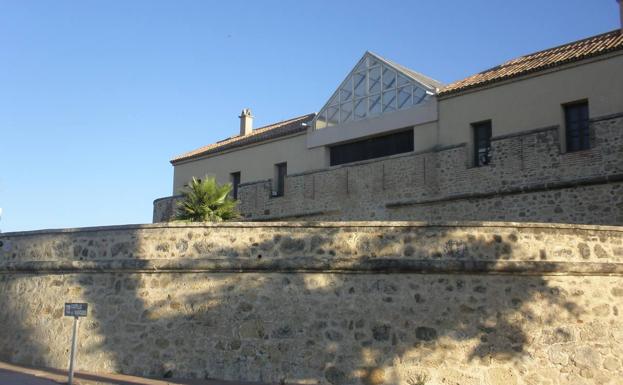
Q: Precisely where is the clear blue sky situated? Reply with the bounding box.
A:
[0,0,620,232]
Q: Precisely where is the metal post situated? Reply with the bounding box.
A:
[68,316,79,385]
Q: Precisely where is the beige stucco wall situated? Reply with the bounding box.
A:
[172,133,328,194]
[170,53,622,195]
[172,120,438,195]
[437,53,623,147]
[413,121,437,152]
[306,99,438,149]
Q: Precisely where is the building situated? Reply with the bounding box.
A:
[154,11,623,225]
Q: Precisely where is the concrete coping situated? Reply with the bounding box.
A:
[152,194,182,204]
[2,220,622,238]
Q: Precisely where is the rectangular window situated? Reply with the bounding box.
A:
[472,120,492,167]
[230,172,241,200]
[564,101,589,152]
[274,163,287,197]
[329,129,414,166]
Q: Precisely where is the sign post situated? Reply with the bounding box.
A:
[64,303,88,385]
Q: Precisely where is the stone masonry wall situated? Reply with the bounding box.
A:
[152,113,623,224]
[1,222,623,385]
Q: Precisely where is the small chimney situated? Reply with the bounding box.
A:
[239,108,253,136]
[618,0,623,33]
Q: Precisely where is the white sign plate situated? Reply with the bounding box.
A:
[64,303,88,317]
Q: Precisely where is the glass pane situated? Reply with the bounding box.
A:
[340,77,353,102]
[397,73,410,87]
[315,111,327,129]
[382,90,396,112]
[368,67,381,94]
[367,56,380,67]
[369,94,381,116]
[413,87,426,104]
[340,102,353,123]
[355,59,366,72]
[579,103,589,120]
[329,92,339,106]
[382,66,396,90]
[397,86,412,109]
[327,106,339,126]
[354,98,367,120]
[354,72,366,98]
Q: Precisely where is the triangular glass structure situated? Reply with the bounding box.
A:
[313,52,441,130]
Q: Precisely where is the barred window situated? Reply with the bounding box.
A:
[472,121,492,167]
[564,101,589,152]
[230,172,241,200]
[274,163,287,197]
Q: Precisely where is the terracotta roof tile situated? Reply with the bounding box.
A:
[439,29,623,96]
[171,113,315,164]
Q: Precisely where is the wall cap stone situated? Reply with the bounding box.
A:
[2,220,623,238]
[153,194,182,204]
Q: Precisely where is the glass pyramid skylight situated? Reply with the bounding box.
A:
[313,52,438,130]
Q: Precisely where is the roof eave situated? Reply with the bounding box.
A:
[438,46,623,98]
[170,114,315,165]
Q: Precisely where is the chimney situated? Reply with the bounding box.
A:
[618,0,623,33]
[239,108,253,136]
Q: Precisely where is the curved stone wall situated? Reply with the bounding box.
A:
[1,222,622,384]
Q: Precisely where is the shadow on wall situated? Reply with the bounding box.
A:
[0,225,605,385]
[0,274,51,366]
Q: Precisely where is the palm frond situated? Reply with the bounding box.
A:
[174,176,240,222]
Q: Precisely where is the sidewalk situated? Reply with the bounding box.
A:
[0,362,291,385]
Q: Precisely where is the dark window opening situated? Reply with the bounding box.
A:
[329,129,414,166]
[473,120,492,167]
[274,163,287,197]
[564,101,589,152]
[230,172,241,200]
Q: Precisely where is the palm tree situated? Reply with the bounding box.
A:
[175,176,239,222]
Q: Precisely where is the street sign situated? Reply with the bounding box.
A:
[64,303,88,385]
[64,303,88,317]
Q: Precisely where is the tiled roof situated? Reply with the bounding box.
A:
[171,113,315,164]
[439,29,623,96]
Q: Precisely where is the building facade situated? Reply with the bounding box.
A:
[155,26,623,225]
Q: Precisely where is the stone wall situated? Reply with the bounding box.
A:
[1,222,623,385]
[153,195,182,223]
[155,114,623,225]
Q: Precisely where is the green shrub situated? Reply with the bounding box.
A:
[175,176,239,222]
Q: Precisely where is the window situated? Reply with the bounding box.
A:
[472,120,492,167]
[274,163,287,197]
[314,54,433,130]
[230,172,241,200]
[329,129,414,166]
[564,101,589,152]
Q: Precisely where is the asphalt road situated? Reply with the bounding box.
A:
[0,368,63,385]
[0,361,298,385]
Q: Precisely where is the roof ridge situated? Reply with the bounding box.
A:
[367,51,444,89]
[514,28,621,60]
[480,29,622,73]
[251,112,316,133]
[439,29,623,96]
[171,113,315,163]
